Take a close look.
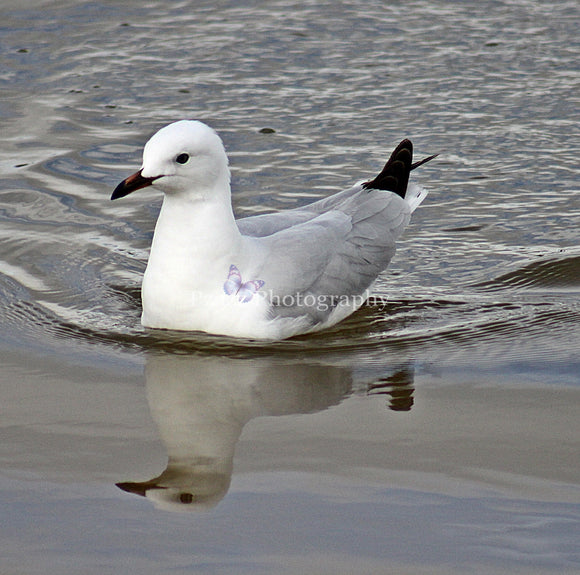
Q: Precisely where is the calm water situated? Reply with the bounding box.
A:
[1,0,579,573]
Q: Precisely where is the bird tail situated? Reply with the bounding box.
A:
[404,183,429,212]
[362,139,437,199]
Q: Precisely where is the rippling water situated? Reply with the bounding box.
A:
[1,1,579,573]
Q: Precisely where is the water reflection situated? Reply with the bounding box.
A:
[117,352,414,511]
[367,368,415,412]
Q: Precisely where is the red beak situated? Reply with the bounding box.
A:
[111,169,160,200]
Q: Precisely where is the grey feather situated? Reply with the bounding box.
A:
[237,185,414,325]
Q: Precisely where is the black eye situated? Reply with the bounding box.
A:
[180,493,194,504]
[175,153,190,164]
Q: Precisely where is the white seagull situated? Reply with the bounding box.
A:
[112,120,436,340]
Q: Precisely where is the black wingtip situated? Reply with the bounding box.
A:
[411,153,439,171]
[362,140,436,199]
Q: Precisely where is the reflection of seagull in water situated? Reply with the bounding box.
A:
[112,120,436,340]
[116,354,415,512]
[117,354,351,511]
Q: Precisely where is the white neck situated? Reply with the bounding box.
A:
[154,193,240,258]
[140,184,244,329]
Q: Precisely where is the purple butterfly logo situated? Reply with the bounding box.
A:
[223,264,265,303]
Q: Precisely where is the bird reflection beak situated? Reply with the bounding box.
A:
[116,481,167,497]
[111,169,160,200]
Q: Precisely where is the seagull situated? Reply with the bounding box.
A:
[112,120,436,340]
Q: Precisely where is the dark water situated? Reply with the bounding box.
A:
[1,1,579,573]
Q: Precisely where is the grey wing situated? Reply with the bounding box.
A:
[236,183,365,238]
[253,189,413,323]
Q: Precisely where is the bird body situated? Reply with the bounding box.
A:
[112,121,435,340]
